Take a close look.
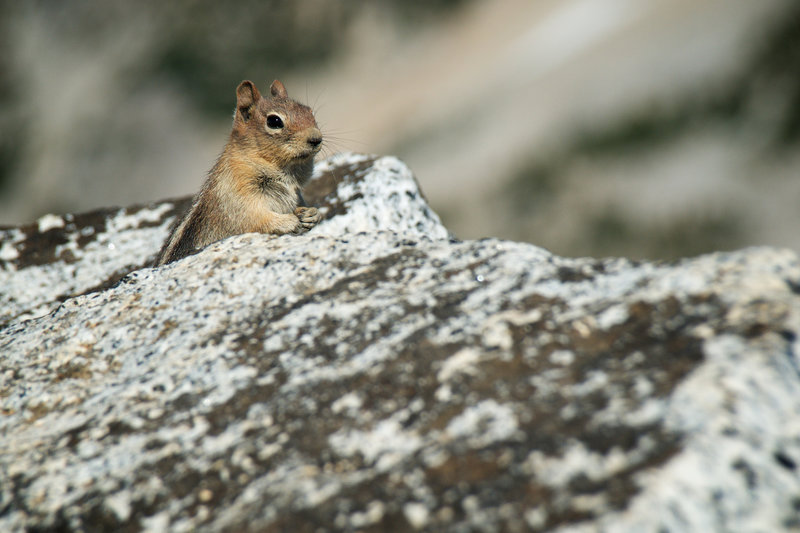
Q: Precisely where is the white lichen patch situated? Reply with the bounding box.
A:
[549,349,575,366]
[107,203,174,232]
[0,229,24,263]
[525,441,632,490]
[481,312,527,350]
[329,416,423,473]
[105,490,133,522]
[37,213,65,233]
[445,400,519,448]
[331,391,364,415]
[0,242,19,262]
[596,303,629,329]
[350,500,386,529]
[437,347,483,382]
[403,502,430,530]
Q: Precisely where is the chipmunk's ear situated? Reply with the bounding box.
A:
[270,80,288,99]
[236,81,261,121]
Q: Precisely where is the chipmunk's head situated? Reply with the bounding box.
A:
[231,80,322,171]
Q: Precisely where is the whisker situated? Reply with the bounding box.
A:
[320,128,368,147]
[320,142,347,156]
[313,87,325,114]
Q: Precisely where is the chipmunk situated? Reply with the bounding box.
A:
[154,79,322,266]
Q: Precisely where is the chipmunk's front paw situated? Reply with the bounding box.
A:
[294,207,321,229]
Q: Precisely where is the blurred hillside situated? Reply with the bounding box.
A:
[1,0,798,259]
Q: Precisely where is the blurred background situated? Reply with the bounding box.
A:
[1,0,798,260]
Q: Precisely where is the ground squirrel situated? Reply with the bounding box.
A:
[154,79,323,266]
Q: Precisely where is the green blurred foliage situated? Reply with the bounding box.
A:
[148,2,357,114]
[146,0,472,114]
[503,3,800,260]
[0,0,472,192]
[582,211,745,261]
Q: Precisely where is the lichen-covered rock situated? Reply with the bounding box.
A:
[2,154,800,532]
[0,153,447,326]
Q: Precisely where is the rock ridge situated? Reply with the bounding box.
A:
[1,153,800,532]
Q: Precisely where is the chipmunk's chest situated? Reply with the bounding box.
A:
[254,174,298,213]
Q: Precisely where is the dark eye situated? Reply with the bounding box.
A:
[266,114,284,129]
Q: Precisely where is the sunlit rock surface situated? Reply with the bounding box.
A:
[2,154,800,532]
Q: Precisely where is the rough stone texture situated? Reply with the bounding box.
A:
[0,153,445,327]
[2,153,800,532]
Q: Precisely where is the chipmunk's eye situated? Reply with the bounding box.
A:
[266,114,284,130]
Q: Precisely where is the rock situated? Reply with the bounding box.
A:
[0,153,447,327]
[2,153,800,532]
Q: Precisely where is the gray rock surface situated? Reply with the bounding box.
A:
[2,153,800,532]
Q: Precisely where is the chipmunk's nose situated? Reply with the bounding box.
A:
[307,128,322,149]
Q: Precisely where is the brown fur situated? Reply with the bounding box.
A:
[155,80,322,266]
